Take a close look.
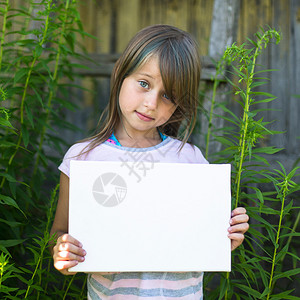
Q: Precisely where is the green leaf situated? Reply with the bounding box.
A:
[0,218,22,227]
[260,286,270,298]
[0,117,14,128]
[29,284,44,292]
[9,181,17,199]
[68,63,91,70]
[21,124,29,147]
[266,226,276,246]
[253,147,283,154]
[252,154,270,166]
[250,91,275,98]
[31,85,44,108]
[0,173,17,182]
[34,44,43,57]
[250,81,268,88]
[0,194,23,214]
[14,68,28,85]
[273,268,300,280]
[214,136,235,146]
[27,247,40,260]
[25,102,34,128]
[252,97,276,104]
[254,68,280,75]
[71,28,98,39]
[214,114,239,126]
[218,276,227,300]
[234,283,262,298]
[285,251,300,262]
[0,285,19,294]
[280,232,300,239]
[255,188,264,204]
[0,141,17,148]
[283,200,294,215]
[275,244,289,263]
[247,227,268,240]
[19,267,33,274]
[270,289,297,299]
[248,211,275,231]
[0,239,26,248]
[250,206,280,215]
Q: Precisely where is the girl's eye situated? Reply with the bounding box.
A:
[163,94,177,104]
[163,93,176,103]
[139,81,149,89]
[163,93,170,100]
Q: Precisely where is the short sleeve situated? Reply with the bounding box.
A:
[194,145,209,164]
[58,142,88,177]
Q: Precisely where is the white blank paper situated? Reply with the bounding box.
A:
[68,161,231,272]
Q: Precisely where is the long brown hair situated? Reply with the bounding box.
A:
[82,24,201,151]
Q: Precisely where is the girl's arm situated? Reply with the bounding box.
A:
[228,207,249,251]
[50,172,86,275]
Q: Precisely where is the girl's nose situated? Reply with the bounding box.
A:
[144,91,159,110]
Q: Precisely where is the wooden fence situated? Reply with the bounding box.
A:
[9,0,300,169]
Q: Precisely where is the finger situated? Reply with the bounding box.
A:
[57,234,83,248]
[55,250,86,262]
[54,259,79,273]
[58,242,86,257]
[228,223,249,234]
[230,214,249,225]
[228,233,245,251]
[60,269,77,276]
[228,233,244,242]
[231,207,247,216]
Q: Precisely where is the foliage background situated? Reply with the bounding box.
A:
[0,0,299,299]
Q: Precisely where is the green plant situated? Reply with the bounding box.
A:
[1,3,299,298]
[0,0,91,298]
[203,28,300,299]
[264,164,300,299]
[204,55,227,160]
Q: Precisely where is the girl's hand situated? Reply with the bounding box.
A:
[53,233,86,275]
[228,207,249,251]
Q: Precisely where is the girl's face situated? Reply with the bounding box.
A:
[116,56,176,141]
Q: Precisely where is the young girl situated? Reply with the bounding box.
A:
[50,24,249,299]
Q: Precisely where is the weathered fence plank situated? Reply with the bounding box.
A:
[4,0,299,164]
[288,0,300,152]
[269,0,290,150]
[209,0,239,59]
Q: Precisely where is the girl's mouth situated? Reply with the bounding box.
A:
[135,111,154,122]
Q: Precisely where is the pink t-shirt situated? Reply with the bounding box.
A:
[59,136,208,300]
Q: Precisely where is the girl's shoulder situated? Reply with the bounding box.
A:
[166,137,209,164]
[62,141,91,160]
[59,140,104,177]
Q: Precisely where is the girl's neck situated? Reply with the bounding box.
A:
[114,128,162,148]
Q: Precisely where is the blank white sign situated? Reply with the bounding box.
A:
[69,161,231,272]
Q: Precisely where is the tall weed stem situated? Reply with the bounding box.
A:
[63,275,76,300]
[9,0,34,109]
[0,0,9,71]
[24,184,59,298]
[220,28,281,300]
[33,0,71,177]
[266,166,298,299]
[205,56,228,159]
[0,0,52,189]
[234,37,263,208]
[0,253,9,292]
[0,1,89,297]
[205,78,216,159]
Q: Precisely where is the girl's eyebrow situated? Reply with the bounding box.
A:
[136,72,154,79]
